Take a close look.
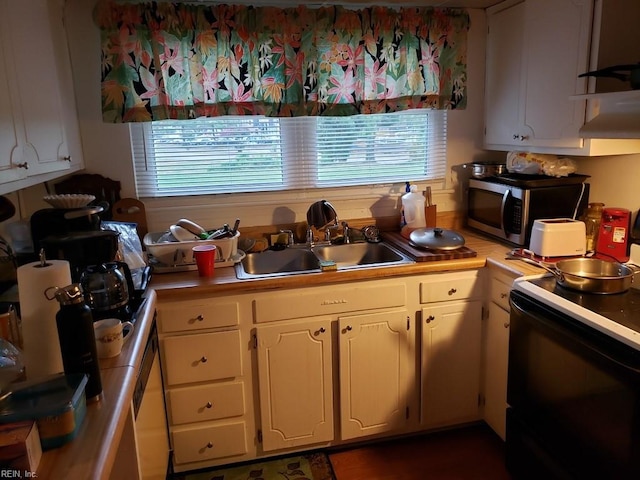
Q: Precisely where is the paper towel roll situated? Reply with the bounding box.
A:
[17,260,71,379]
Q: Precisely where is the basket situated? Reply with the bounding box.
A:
[143,231,239,268]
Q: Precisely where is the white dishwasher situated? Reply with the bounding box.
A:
[134,317,170,479]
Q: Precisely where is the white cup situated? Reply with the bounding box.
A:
[93,318,134,358]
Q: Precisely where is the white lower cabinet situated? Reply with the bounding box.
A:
[158,295,254,473]
[419,271,484,429]
[256,319,334,451]
[339,310,412,440]
[421,301,483,427]
[482,272,516,440]
[158,270,495,472]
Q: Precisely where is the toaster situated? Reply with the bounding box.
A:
[529,218,586,257]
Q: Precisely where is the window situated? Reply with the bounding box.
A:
[131,110,447,198]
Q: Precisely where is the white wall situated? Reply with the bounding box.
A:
[34,1,495,233]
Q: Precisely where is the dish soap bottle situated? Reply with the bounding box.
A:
[401,184,426,238]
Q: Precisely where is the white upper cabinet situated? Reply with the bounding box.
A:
[0,0,84,194]
[485,0,592,152]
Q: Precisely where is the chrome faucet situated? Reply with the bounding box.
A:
[306,200,339,246]
[342,221,350,244]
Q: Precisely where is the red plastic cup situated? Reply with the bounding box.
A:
[192,245,217,277]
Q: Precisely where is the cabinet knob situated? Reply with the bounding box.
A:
[206,442,214,449]
[426,315,435,323]
[345,325,352,332]
[196,314,205,322]
[200,356,208,363]
[62,155,72,162]
[500,292,508,299]
[319,327,326,333]
[15,162,28,170]
[206,401,213,409]
[504,322,510,329]
[448,288,457,296]
[513,134,529,141]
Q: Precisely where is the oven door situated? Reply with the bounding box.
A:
[467,180,528,245]
[507,291,640,479]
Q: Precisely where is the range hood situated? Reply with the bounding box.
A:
[577,90,640,139]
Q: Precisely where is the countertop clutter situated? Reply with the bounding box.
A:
[32,229,543,479]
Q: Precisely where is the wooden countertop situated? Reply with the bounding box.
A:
[151,229,541,300]
[36,229,543,478]
[36,290,157,480]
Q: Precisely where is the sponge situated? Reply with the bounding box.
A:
[319,260,337,272]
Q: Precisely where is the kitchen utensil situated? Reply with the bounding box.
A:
[409,227,465,251]
[528,218,586,257]
[43,194,95,209]
[0,196,16,222]
[93,318,134,358]
[579,63,640,90]
[514,254,637,294]
[80,261,135,320]
[176,218,206,238]
[463,162,507,179]
[170,225,198,242]
[423,187,437,228]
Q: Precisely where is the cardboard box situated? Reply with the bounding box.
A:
[0,421,42,474]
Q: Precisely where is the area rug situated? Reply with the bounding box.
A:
[173,452,336,480]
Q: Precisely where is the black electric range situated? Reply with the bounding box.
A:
[513,274,640,350]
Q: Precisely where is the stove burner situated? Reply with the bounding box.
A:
[529,275,640,334]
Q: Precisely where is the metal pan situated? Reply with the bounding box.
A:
[518,256,637,294]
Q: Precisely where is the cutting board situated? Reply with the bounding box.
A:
[383,231,477,262]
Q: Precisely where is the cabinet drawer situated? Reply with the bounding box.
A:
[172,421,247,465]
[163,330,242,386]
[254,281,405,323]
[491,276,513,312]
[158,300,239,333]
[167,382,245,425]
[420,272,482,303]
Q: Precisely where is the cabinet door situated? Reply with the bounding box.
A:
[485,0,592,150]
[0,3,27,184]
[339,310,412,440]
[421,301,482,428]
[484,304,510,440]
[5,0,71,176]
[256,319,333,451]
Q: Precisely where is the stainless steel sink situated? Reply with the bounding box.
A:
[235,242,414,279]
[236,248,321,279]
[313,242,409,268]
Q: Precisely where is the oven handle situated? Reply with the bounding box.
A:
[511,292,640,376]
[500,188,511,238]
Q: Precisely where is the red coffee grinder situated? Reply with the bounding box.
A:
[595,207,631,262]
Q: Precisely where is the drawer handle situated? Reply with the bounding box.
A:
[200,356,208,363]
[426,315,435,323]
[206,401,213,409]
[346,325,352,331]
[500,293,508,299]
[504,322,510,329]
[196,314,205,322]
[206,442,214,449]
[448,288,457,296]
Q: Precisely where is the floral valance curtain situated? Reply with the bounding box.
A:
[94,0,470,122]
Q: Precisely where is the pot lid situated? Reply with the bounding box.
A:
[409,227,465,250]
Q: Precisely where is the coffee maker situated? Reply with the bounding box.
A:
[30,206,119,281]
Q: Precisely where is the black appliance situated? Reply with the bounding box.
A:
[31,206,119,281]
[466,174,590,247]
[506,275,640,479]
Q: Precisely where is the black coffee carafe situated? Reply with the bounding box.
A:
[80,262,135,320]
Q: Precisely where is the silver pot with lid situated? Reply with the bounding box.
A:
[462,162,507,179]
[409,227,465,251]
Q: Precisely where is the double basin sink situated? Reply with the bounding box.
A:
[236,241,414,279]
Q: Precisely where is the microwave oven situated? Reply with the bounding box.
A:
[466,176,590,246]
